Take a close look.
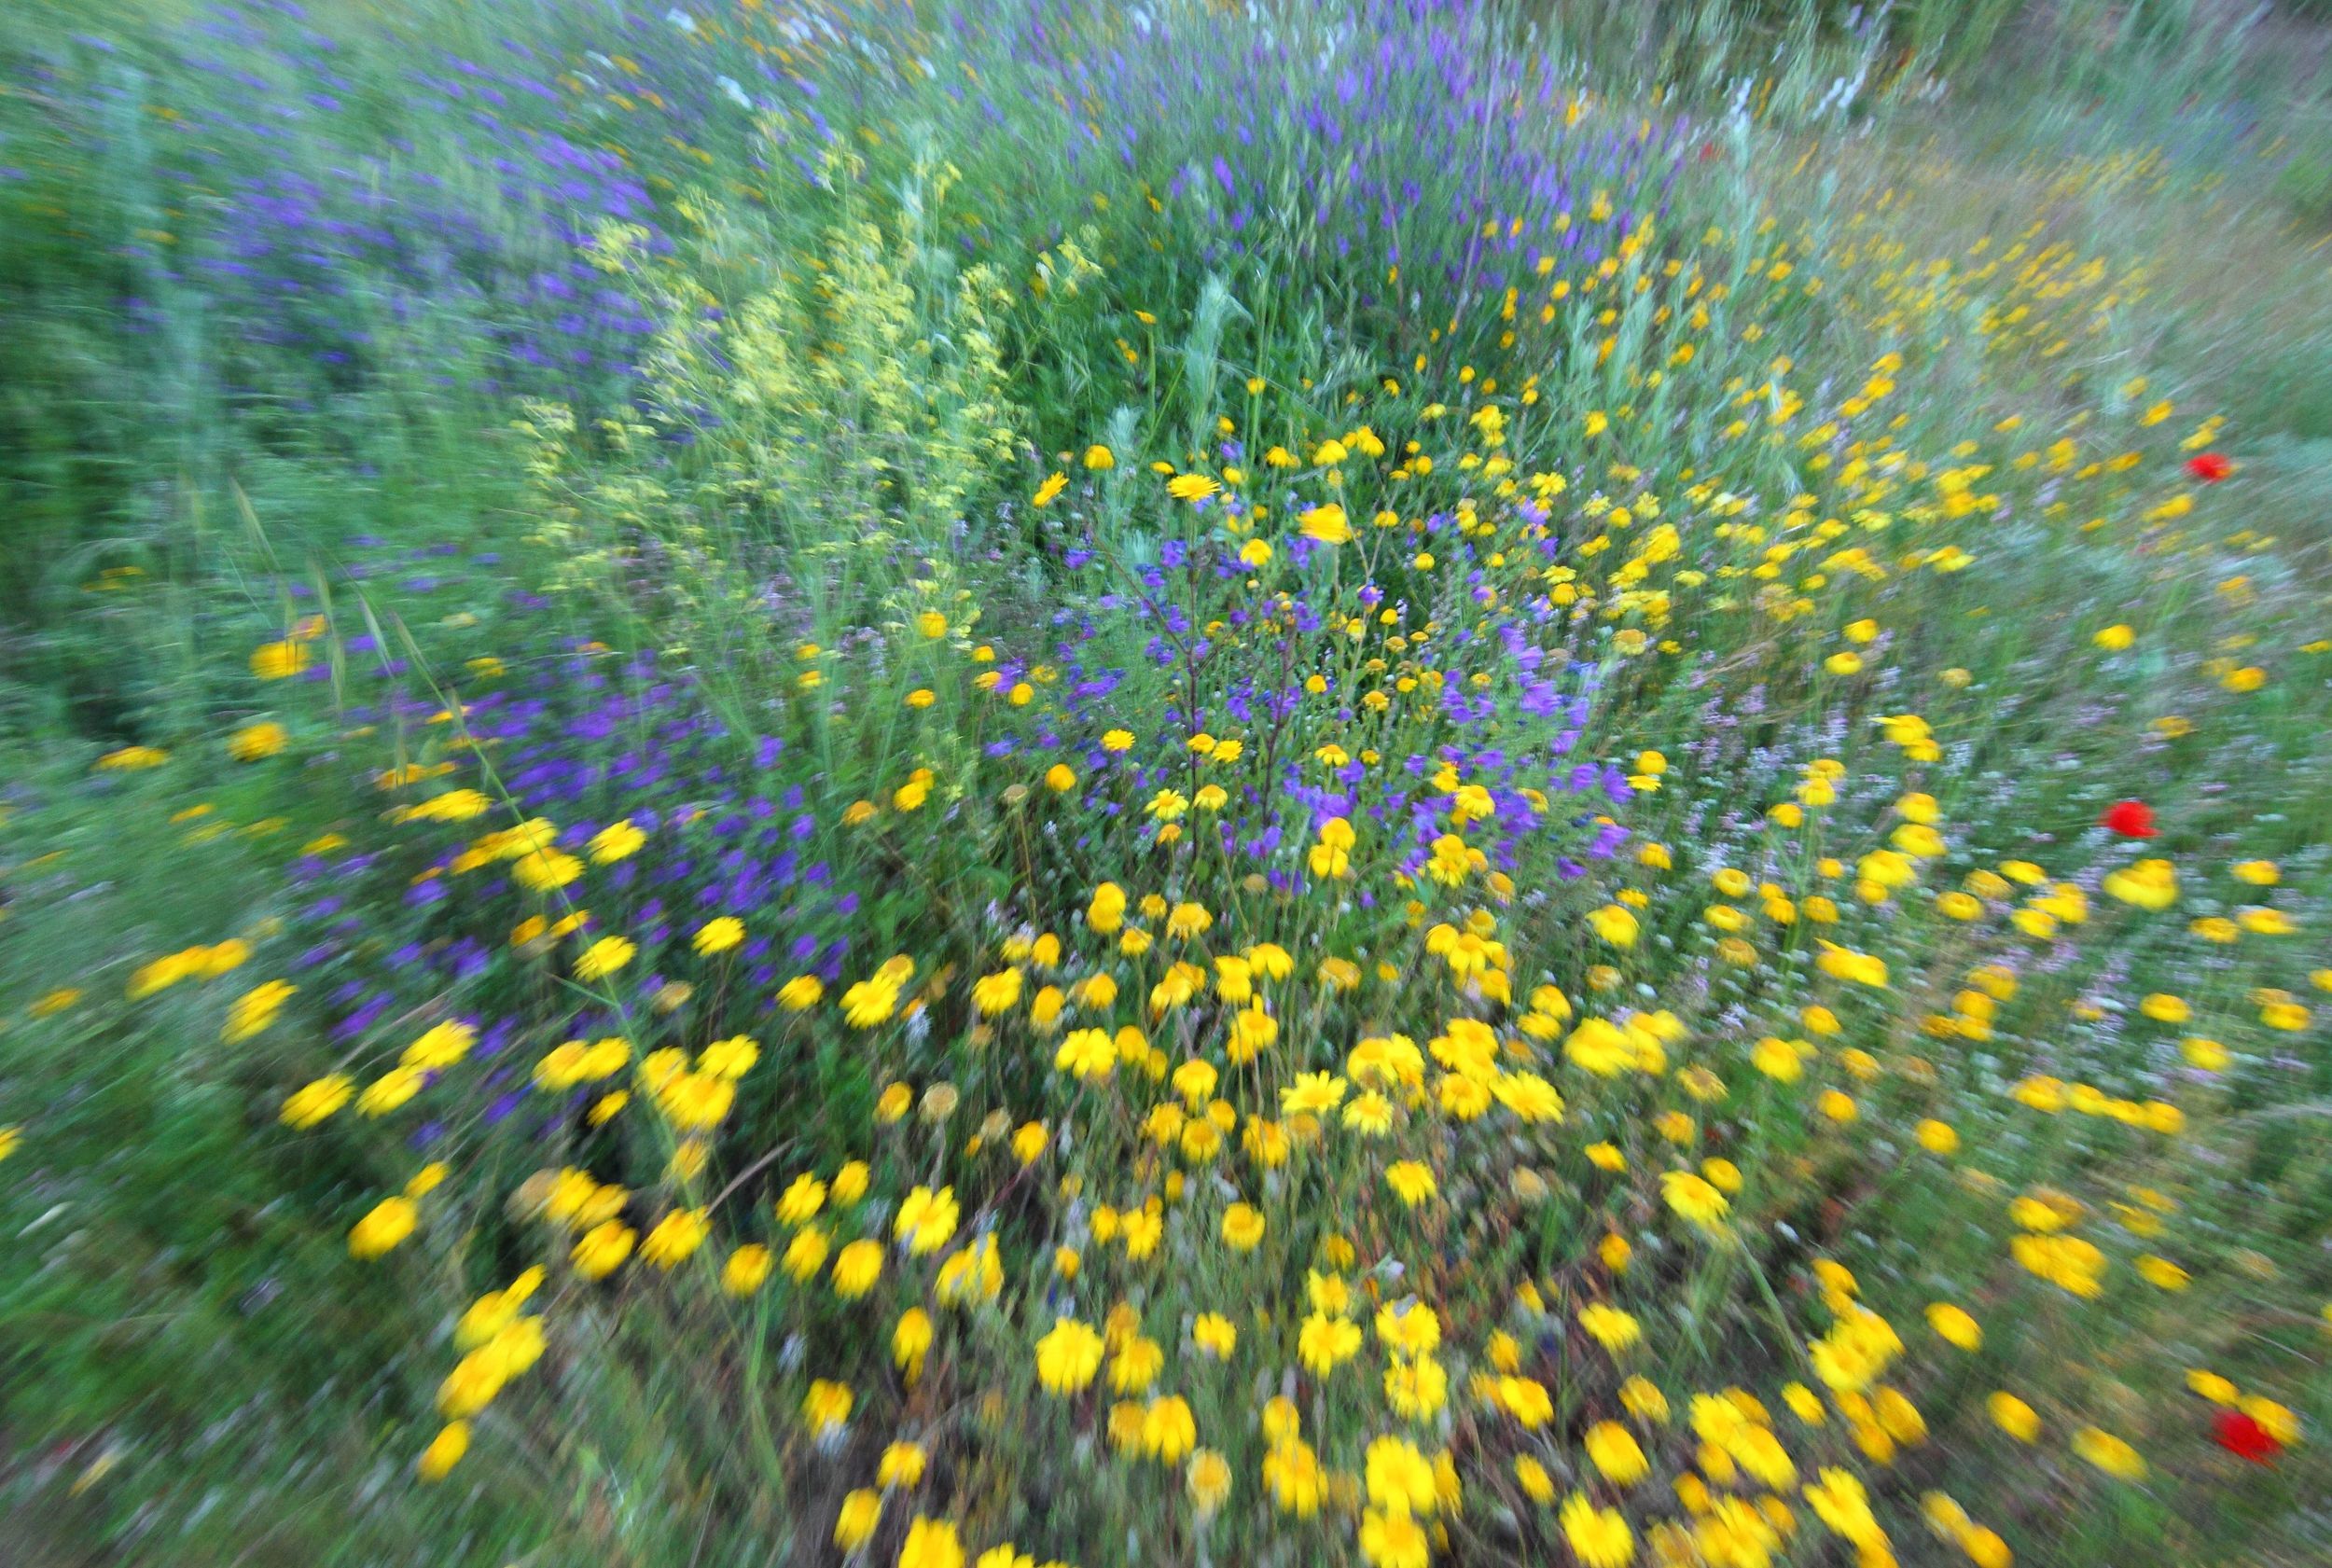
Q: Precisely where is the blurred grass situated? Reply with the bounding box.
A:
[2,0,2331,1562]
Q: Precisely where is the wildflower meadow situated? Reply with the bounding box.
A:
[5,2,2332,1565]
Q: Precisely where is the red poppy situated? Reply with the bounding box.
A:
[2101,799,2158,838]
[2186,452,2232,482]
[2213,1408,2282,1464]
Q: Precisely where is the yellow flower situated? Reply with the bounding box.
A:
[2186,1368,2240,1406]
[2108,849,2173,914]
[640,1208,709,1269]
[2073,1425,2145,1480]
[1500,1376,1555,1428]
[655,1071,734,1131]
[414,1421,470,1483]
[723,1244,772,1295]
[1384,1160,1437,1207]
[973,967,1024,1017]
[2263,1000,2311,1031]
[349,1196,418,1259]
[894,1308,935,1377]
[1492,1073,1563,1124]
[229,720,288,761]
[697,1036,757,1081]
[1989,1392,2040,1442]
[895,1186,960,1256]
[2136,1255,2190,1291]
[1343,1089,1398,1134]
[574,936,636,981]
[1661,1170,1729,1230]
[846,978,901,1029]
[1807,1468,1883,1547]
[1187,1448,1232,1519]
[1299,502,1352,544]
[358,1065,424,1117]
[802,1379,853,1435]
[1143,1395,1197,1462]
[2240,1395,2299,1446]
[1962,1526,2011,1568]
[1815,941,1888,987]
[572,1220,634,1280]
[1364,1435,1437,1516]
[405,1163,450,1199]
[1164,900,1212,938]
[830,1239,882,1298]
[1589,904,1639,947]
[223,979,295,1042]
[1035,1316,1105,1395]
[1579,1304,1642,1352]
[694,916,744,955]
[1192,1312,1237,1358]
[2177,1034,2231,1075]
[281,1075,354,1128]
[1561,1493,1634,1568]
[1056,1027,1116,1079]
[1621,1376,1670,1423]
[437,1332,524,1418]
[1033,472,1068,506]
[897,1517,964,1568]
[402,1021,476,1069]
[834,1490,881,1550]
[1926,1302,1982,1350]
[511,847,583,891]
[1098,1333,1159,1399]
[589,820,645,863]
[1359,1506,1431,1568]
[1586,1421,1649,1484]
[879,1441,927,1489]
[250,640,309,679]
[1298,1311,1363,1375]
[1221,1201,1266,1251]
[1263,1438,1325,1517]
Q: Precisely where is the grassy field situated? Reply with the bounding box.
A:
[3,2,2330,1565]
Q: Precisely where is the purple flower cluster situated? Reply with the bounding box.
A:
[35,3,669,408]
[981,0,1686,319]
